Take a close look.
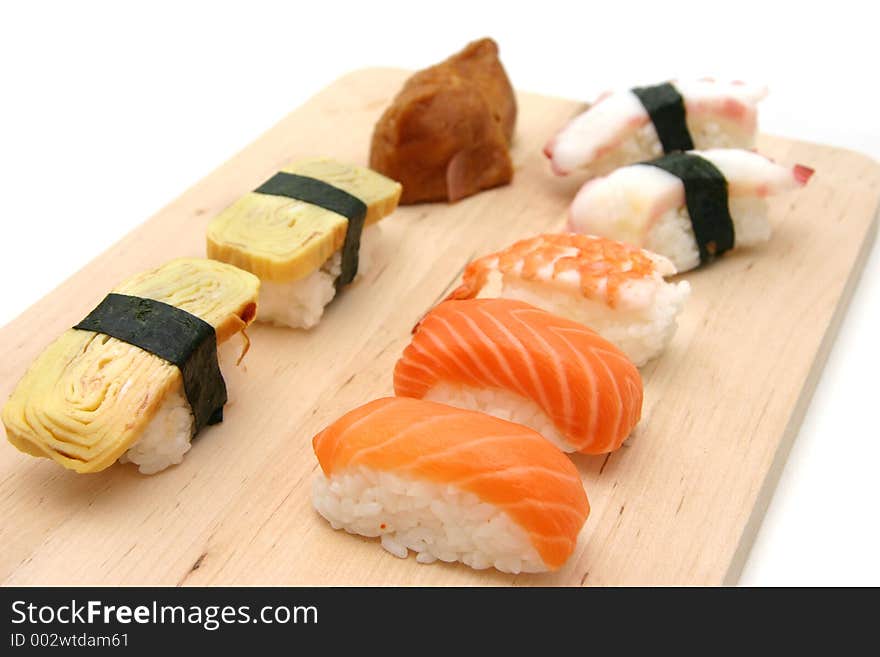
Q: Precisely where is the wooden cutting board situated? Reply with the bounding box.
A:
[1,68,877,586]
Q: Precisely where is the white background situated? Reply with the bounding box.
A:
[1,1,877,585]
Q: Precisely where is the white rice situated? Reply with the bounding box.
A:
[581,116,752,180]
[475,269,690,367]
[424,382,574,453]
[119,386,193,475]
[119,335,247,475]
[257,224,381,329]
[644,196,770,273]
[312,466,546,574]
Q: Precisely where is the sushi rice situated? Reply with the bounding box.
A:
[425,383,572,452]
[562,114,751,181]
[119,333,249,474]
[258,224,382,329]
[312,466,546,574]
[642,197,770,273]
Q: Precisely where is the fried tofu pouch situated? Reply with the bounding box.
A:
[369,38,517,204]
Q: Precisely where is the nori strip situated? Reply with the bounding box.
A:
[632,82,694,153]
[73,293,226,434]
[253,172,368,288]
[643,152,735,264]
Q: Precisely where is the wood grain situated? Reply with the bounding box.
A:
[1,68,877,586]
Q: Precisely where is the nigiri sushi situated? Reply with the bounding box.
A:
[312,397,590,574]
[394,298,642,454]
[207,158,402,329]
[545,78,768,178]
[568,149,814,272]
[448,233,690,366]
[2,258,259,474]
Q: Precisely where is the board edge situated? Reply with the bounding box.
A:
[722,203,880,585]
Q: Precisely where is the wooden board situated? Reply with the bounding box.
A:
[1,68,878,586]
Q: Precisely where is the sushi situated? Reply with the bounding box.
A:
[394,298,642,454]
[1,258,260,474]
[207,158,402,329]
[544,78,768,178]
[312,397,589,573]
[568,149,814,272]
[370,37,516,203]
[448,233,690,366]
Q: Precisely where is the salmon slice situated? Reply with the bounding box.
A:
[394,298,643,454]
[312,397,589,570]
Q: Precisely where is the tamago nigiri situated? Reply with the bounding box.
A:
[2,259,259,474]
[208,158,401,329]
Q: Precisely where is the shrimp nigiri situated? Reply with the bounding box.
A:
[449,233,690,366]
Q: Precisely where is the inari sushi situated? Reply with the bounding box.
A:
[544,78,767,178]
[449,233,690,366]
[369,37,517,204]
[394,298,642,454]
[2,258,259,474]
[312,397,590,574]
[207,158,402,329]
[568,149,814,272]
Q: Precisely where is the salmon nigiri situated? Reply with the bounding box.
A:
[394,298,643,454]
[312,397,589,574]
